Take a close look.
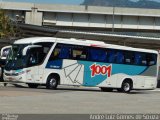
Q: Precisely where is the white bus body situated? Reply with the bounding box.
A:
[3,37,159,92]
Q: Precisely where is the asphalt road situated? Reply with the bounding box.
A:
[0,84,160,114]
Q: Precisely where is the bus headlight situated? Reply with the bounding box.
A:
[13,71,25,76]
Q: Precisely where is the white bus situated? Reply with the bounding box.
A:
[3,37,159,92]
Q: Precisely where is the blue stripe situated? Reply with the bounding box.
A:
[78,61,147,86]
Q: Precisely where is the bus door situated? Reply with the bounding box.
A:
[24,45,44,83]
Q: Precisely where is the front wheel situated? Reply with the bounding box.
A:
[46,76,58,90]
[28,83,39,88]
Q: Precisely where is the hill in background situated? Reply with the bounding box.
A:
[82,0,160,9]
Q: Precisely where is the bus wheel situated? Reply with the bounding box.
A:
[121,80,132,93]
[46,76,58,90]
[100,87,113,92]
[28,83,39,88]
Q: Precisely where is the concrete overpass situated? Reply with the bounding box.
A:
[1,1,160,32]
[0,23,160,50]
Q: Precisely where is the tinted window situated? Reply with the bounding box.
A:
[49,44,87,61]
[49,43,157,66]
[49,44,71,61]
[124,51,134,64]
[108,50,116,63]
[146,54,157,66]
[116,51,124,64]
[27,47,44,67]
[72,48,87,60]
[134,52,142,65]
[88,48,106,62]
[133,52,157,66]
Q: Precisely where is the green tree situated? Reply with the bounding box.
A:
[0,9,16,39]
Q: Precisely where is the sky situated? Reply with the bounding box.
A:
[3,0,160,5]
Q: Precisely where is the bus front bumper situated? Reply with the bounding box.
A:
[3,73,26,83]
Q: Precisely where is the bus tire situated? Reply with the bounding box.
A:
[28,83,39,88]
[46,75,58,90]
[100,87,113,92]
[121,80,132,93]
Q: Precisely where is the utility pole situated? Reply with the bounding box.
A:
[112,0,115,33]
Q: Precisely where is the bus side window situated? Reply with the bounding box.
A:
[49,44,71,61]
[134,52,142,65]
[108,50,115,63]
[146,54,157,66]
[141,53,147,65]
[88,48,106,62]
[27,48,43,67]
[124,52,134,64]
[116,51,124,64]
[72,48,87,60]
[58,47,70,59]
[134,52,147,66]
[151,54,157,65]
[53,48,61,58]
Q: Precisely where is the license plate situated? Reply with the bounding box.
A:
[8,77,15,81]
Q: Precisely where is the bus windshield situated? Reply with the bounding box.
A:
[5,42,53,70]
[5,44,28,70]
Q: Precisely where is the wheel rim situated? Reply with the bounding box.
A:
[123,83,130,92]
[49,78,56,88]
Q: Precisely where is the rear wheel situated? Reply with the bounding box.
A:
[46,76,58,90]
[28,83,39,88]
[121,80,132,93]
[100,87,113,92]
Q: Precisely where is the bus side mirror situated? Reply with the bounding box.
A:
[0,46,12,60]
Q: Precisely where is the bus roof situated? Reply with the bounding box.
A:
[14,37,56,44]
[14,37,158,54]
